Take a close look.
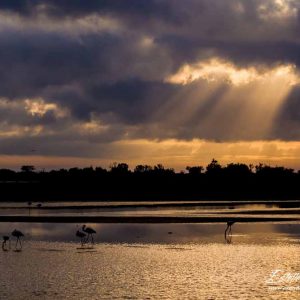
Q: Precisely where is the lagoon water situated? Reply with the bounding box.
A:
[1,200,300,220]
[0,222,299,299]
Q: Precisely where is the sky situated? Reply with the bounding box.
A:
[1,0,300,171]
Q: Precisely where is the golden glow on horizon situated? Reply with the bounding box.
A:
[2,139,300,171]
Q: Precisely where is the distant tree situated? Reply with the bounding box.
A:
[95,166,107,175]
[255,163,294,176]
[153,164,174,175]
[21,165,35,172]
[69,167,80,175]
[154,164,165,171]
[206,159,222,174]
[249,164,254,173]
[186,166,204,175]
[224,163,251,176]
[0,169,16,181]
[110,162,130,174]
[82,166,94,174]
[255,163,266,173]
[134,165,153,173]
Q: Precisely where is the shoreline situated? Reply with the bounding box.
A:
[0,215,299,223]
[1,200,300,210]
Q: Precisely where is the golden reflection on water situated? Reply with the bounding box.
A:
[0,240,299,299]
[1,222,300,244]
[0,223,299,299]
[0,223,300,299]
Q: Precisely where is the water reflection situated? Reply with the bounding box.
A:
[0,222,299,299]
[1,204,300,220]
[0,222,299,245]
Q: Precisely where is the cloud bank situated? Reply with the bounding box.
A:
[0,0,300,168]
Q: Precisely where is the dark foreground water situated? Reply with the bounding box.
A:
[0,222,299,299]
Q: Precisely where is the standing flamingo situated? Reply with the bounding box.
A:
[82,225,96,245]
[11,229,24,250]
[224,221,235,243]
[76,230,86,246]
[2,236,10,251]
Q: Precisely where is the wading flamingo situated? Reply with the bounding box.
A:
[11,229,24,250]
[82,225,96,245]
[2,236,10,251]
[225,221,235,244]
[76,230,87,246]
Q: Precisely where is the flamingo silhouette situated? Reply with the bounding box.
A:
[11,229,24,250]
[76,230,87,246]
[2,236,10,251]
[224,221,235,244]
[82,225,96,245]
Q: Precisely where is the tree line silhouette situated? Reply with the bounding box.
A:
[0,159,299,201]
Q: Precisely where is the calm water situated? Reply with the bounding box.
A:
[0,222,299,299]
[1,200,300,219]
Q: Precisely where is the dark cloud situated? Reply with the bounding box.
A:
[0,0,174,20]
[0,0,300,159]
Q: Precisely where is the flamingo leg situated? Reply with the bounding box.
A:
[15,237,22,250]
[227,235,232,244]
[224,225,229,239]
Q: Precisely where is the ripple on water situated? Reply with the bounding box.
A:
[0,241,299,299]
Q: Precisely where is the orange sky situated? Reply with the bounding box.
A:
[1,1,300,170]
[2,139,300,171]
